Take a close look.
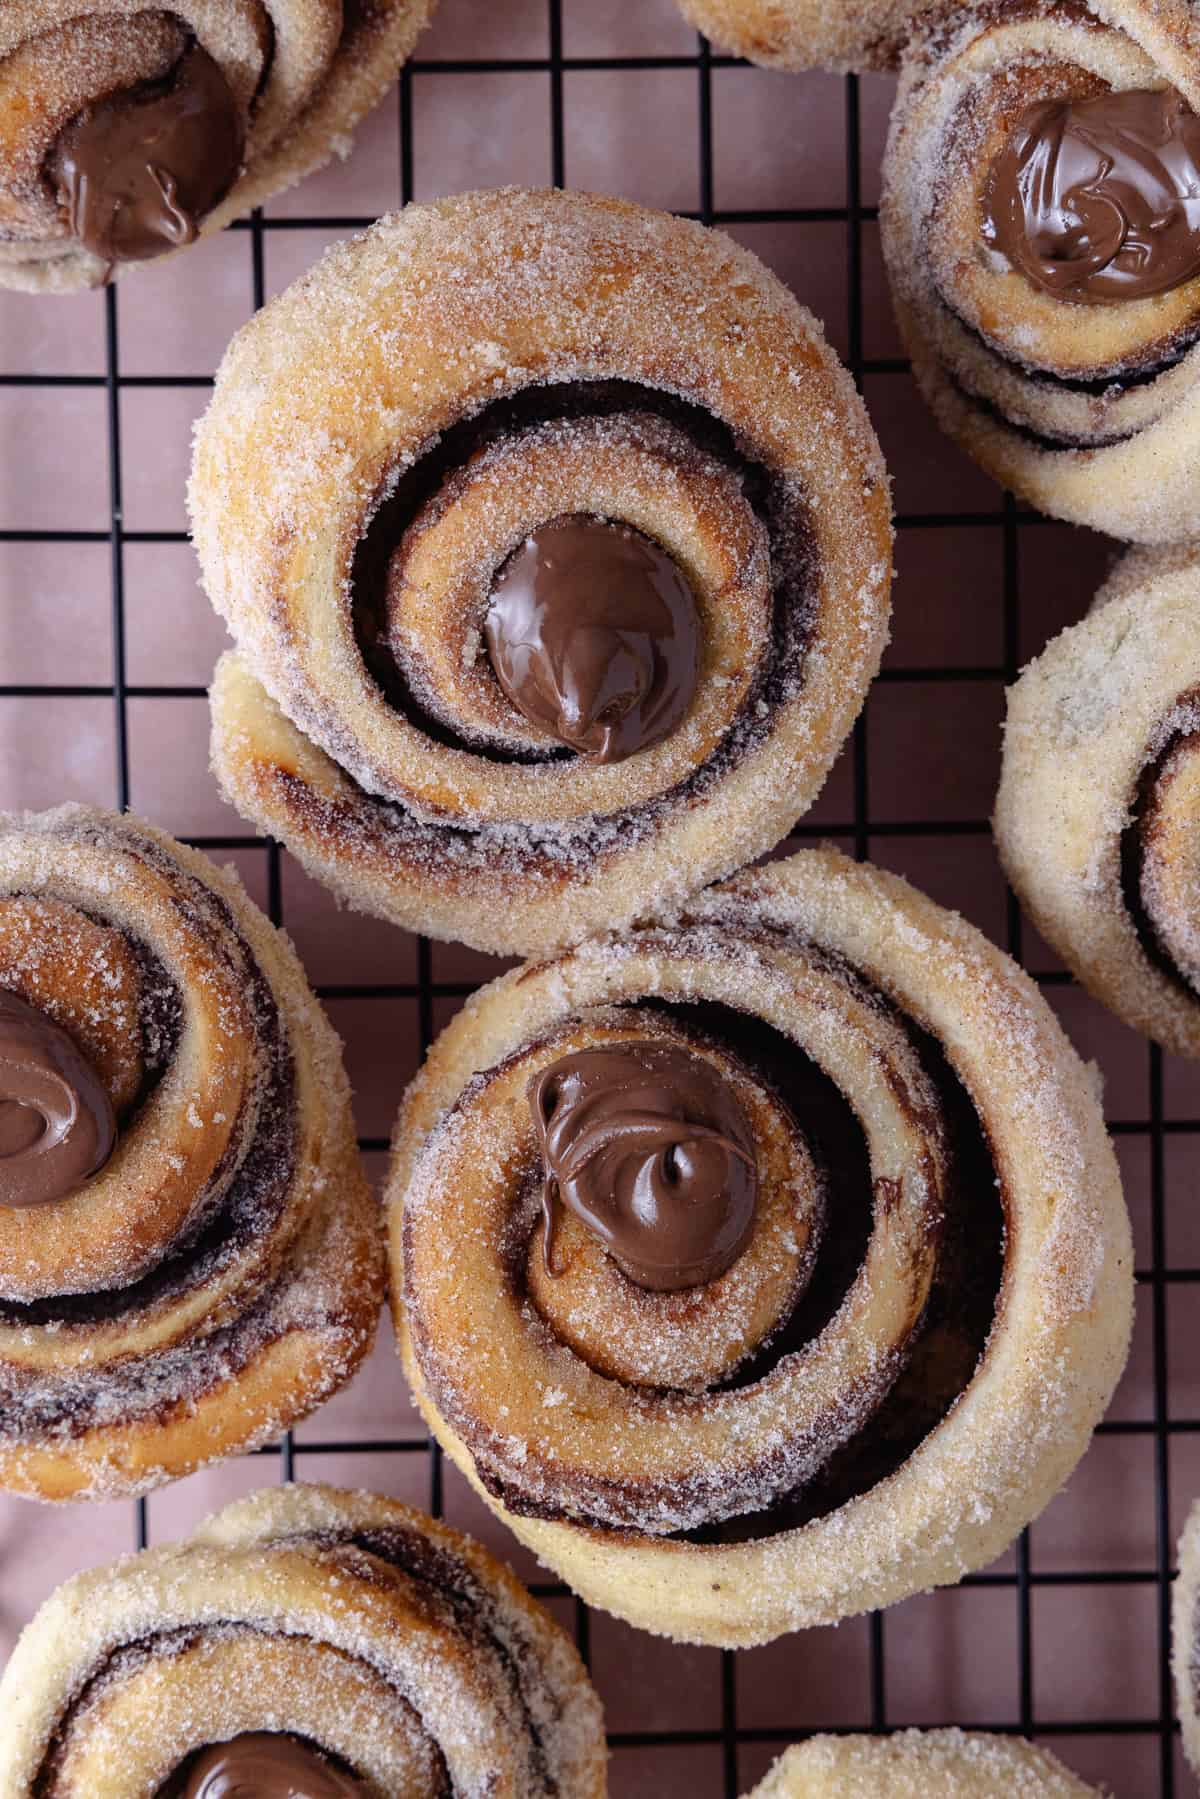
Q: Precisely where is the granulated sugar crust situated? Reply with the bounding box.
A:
[0,0,435,293]
[882,0,1200,542]
[744,1729,1101,1796]
[194,187,893,957]
[0,1482,607,1798]
[389,846,1131,1647]
[996,545,1200,1059]
[0,805,381,1502]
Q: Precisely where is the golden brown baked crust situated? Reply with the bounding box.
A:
[194,187,893,958]
[745,1732,1100,1797]
[0,805,381,1502]
[882,0,1200,541]
[996,545,1200,1060]
[1175,1499,1200,1779]
[0,0,435,294]
[388,847,1132,1646]
[676,0,938,71]
[0,1482,607,1797]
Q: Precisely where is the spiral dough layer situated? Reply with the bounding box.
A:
[390,847,1131,1646]
[745,1732,1100,1797]
[0,0,434,293]
[996,545,1200,1060]
[675,0,936,72]
[0,805,381,1502]
[193,187,893,959]
[1174,1498,1200,1782]
[0,1482,607,1797]
[882,0,1200,541]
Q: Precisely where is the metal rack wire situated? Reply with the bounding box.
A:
[1,5,1195,1792]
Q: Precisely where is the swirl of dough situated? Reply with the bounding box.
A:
[390,847,1131,1645]
[0,805,381,1502]
[193,187,893,958]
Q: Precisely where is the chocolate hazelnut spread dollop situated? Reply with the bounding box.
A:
[0,989,115,1209]
[529,1040,758,1291]
[984,87,1200,304]
[168,1733,365,1798]
[484,516,701,763]
[50,44,244,264]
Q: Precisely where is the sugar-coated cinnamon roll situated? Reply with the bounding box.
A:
[389,847,1131,1647]
[0,805,381,1502]
[745,1732,1100,1797]
[193,187,893,959]
[1174,1498,1200,1779]
[882,0,1200,541]
[996,546,1200,1060]
[0,0,434,294]
[675,0,931,72]
[0,1481,607,1797]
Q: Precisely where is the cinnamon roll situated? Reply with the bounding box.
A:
[0,1481,607,1796]
[675,0,931,72]
[0,0,434,294]
[193,187,893,959]
[882,0,1200,541]
[746,1732,1099,1797]
[389,846,1131,1647]
[1174,1498,1200,1779]
[0,804,381,1502]
[996,545,1200,1060]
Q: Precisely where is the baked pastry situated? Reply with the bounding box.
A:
[996,546,1200,1060]
[0,0,434,294]
[675,0,931,71]
[882,0,1200,541]
[745,1732,1099,1797]
[1175,1498,1200,1778]
[0,804,380,1502]
[389,846,1131,1647]
[0,1481,607,1796]
[193,186,893,959]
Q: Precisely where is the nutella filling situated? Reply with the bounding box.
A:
[164,1732,365,1798]
[984,87,1200,304]
[49,44,244,264]
[0,989,114,1209]
[529,1039,758,1291]
[484,516,701,763]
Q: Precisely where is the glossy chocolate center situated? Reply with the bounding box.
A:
[984,86,1200,303]
[529,1040,758,1291]
[484,516,700,762]
[0,990,115,1210]
[50,44,244,264]
[166,1733,365,1798]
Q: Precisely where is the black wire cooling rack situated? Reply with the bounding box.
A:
[2,5,1197,1793]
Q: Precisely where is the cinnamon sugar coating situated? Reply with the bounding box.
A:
[0,1482,607,1797]
[1174,1498,1200,1780]
[194,187,892,957]
[745,1731,1099,1796]
[0,0,434,293]
[675,0,938,71]
[882,0,1200,541]
[996,545,1200,1059]
[388,847,1132,1646]
[0,806,381,1502]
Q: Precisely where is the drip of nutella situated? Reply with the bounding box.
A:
[529,1040,758,1291]
[484,516,701,763]
[50,44,244,264]
[984,87,1200,304]
[0,990,115,1209]
[168,1733,365,1799]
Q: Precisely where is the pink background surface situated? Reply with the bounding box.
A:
[0,2,1196,1792]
